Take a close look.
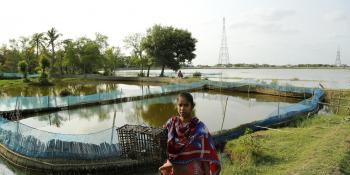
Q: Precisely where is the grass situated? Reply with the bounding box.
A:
[222,114,350,175]
[222,91,350,175]
[324,89,350,115]
[0,78,34,89]
[0,77,98,89]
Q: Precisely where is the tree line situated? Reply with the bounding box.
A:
[0,25,197,77]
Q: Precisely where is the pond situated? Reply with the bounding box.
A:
[19,91,300,134]
[0,79,166,97]
[1,90,301,174]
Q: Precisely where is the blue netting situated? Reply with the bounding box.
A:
[0,117,120,159]
[0,80,324,159]
[212,87,324,144]
[0,81,206,111]
[0,72,39,78]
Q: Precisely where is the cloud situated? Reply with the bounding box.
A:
[324,12,348,22]
[229,8,298,34]
[235,8,295,22]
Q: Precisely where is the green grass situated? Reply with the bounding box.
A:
[0,78,34,88]
[222,114,350,175]
[0,77,93,89]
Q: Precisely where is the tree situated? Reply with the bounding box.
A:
[2,41,21,72]
[144,56,155,77]
[39,56,50,85]
[19,37,36,73]
[0,46,6,67]
[95,33,109,54]
[142,25,197,76]
[78,38,103,73]
[40,56,50,73]
[46,27,61,73]
[18,60,28,79]
[104,47,123,75]
[63,39,79,74]
[30,33,46,72]
[124,33,145,74]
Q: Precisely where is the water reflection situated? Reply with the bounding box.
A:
[0,80,165,97]
[20,91,300,134]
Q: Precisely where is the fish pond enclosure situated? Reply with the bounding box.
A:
[0,80,324,174]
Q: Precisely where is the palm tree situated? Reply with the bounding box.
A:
[30,33,45,73]
[30,33,45,60]
[46,27,61,73]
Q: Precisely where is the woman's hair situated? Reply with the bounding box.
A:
[177,92,195,108]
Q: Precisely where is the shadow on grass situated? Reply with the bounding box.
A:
[255,153,282,166]
[339,140,350,174]
[224,153,282,175]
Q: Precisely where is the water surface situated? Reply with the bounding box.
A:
[20,91,299,134]
[116,68,350,89]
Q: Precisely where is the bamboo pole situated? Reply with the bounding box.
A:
[220,97,229,131]
[336,90,342,114]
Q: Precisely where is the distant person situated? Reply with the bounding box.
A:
[159,92,221,175]
[177,70,183,78]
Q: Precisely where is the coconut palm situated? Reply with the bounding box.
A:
[30,33,45,60]
[46,27,61,73]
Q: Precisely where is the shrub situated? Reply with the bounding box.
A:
[18,60,28,79]
[193,71,201,78]
[138,71,145,77]
[59,88,72,96]
[38,72,52,85]
[225,128,265,167]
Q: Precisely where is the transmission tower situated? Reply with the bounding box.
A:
[218,18,230,66]
[335,47,341,67]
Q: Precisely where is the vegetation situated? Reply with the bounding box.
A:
[223,91,350,175]
[192,71,202,78]
[17,60,28,80]
[222,114,350,175]
[142,25,197,77]
[0,26,197,79]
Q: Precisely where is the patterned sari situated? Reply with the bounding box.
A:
[160,116,221,175]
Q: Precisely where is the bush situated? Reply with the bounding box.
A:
[103,70,111,76]
[38,72,52,86]
[138,71,145,77]
[59,88,72,96]
[23,78,31,83]
[192,71,201,78]
[225,128,265,167]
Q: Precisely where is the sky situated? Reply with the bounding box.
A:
[0,0,349,66]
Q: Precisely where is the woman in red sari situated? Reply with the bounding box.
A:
[159,92,221,175]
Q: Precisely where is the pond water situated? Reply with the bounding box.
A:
[0,79,165,97]
[116,68,350,89]
[19,91,299,134]
[1,90,301,174]
[0,70,318,174]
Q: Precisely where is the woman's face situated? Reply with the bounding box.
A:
[177,96,193,119]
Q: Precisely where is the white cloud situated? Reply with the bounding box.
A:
[229,9,298,34]
[324,11,348,22]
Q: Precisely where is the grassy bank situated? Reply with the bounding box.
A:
[0,77,94,89]
[221,89,350,175]
[222,114,350,175]
[0,76,202,89]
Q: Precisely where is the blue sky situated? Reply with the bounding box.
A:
[0,0,349,65]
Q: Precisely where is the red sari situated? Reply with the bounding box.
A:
[160,116,221,175]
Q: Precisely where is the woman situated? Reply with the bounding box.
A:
[159,92,221,175]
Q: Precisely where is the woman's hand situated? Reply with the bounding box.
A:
[159,160,173,175]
